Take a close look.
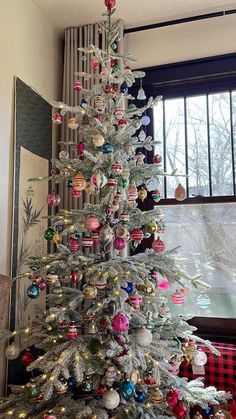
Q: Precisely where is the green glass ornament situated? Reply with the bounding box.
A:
[121,178,129,188]
[111,43,117,50]
[81,378,93,392]
[26,380,40,399]
[44,227,55,240]
[113,64,119,72]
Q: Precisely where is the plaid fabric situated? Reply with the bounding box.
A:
[180,342,236,396]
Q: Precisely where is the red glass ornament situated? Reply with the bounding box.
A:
[153,154,162,164]
[94,114,102,122]
[70,270,78,283]
[97,385,107,396]
[144,377,158,387]
[107,178,118,188]
[67,321,79,340]
[118,118,127,127]
[77,142,85,154]
[46,193,60,207]
[92,232,100,245]
[38,280,47,290]
[152,237,165,252]
[131,229,144,243]
[69,238,79,252]
[50,167,57,175]
[172,401,188,418]
[53,113,62,125]
[104,0,116,11]
[166,389,180,408]
[21,350,35,367]
[71,189,82,198]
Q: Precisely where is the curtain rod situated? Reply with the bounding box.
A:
[124,9,236,34]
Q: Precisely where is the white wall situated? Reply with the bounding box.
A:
[126,14,236,68]
[0,0,62,395]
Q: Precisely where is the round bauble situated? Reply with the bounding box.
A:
[77,142,85,154]
[193,350,207,366]
[53,113,62,125]
[151,388,163,404]
[92,132,105,147]
[152,237,165,252]
[46,193,60,207]
[120,81,128,94]
[27,283,41,299]
[59,150,69,159]
[135,327,153,347]
[115,108,123,120]
[85,215,100,231]
[145,220,157,234]
[102,142,114,154]
[120,380,135,400]
[69,237,79,252]
[68,117,79,130]
[131,229,144,243]
[174,183,187,201]
[26,380,40,399]
[111,313,129,333]
[99,225,113,246]
[114,237,126,250]
[91,171,107,188]
[135,390,146,403]
[67,321,79,340]
[140,115,150,126]
[153,154,162,164]
[82,237,93,247]
[172,401,188,418]
[120,211,129,223]
[166,389,180,408]
[111,162,123,174]
[152,188,161,203]
[44,228,55,241]
[38,280,47,290]
[122,282,134,294]
[43,412,57,419]
[94,95,105,112]
[72,172,86,191]
[73,80,82,91]
[171,290,185,305]
[21,349,34,366]
[106,365,117,380]
[138,186,147,201]
[83,285,97,299]
[97,384,107,397]
[197,293,211,309]
[103,389,120,410]
[5,342,21,360]
[52,232,61,245]
[118,118,127,129]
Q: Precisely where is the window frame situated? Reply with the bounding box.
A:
[133,53,236,340]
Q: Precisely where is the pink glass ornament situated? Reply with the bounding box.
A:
[153,154,162,164]
[152,237,165,253]
[77,142,85,154]
[38,281,47,291]
[131,229,144,243]
[46,193,60,207]
[115,335,126,344]
[111,313,129,333]
[124,65,132,74]
[69,238,79,252]
[100,68,107,79]
[172,401,188,418]
[128,292,143,309]
[86,215,100,231]
[91,57,99,70]
[73,81,82,91]
[115,108,124,120]
[94,114,102,122]
[53,112,62,125]
[166,389,180,408]
[71,189,82,198]
[158,276,170,290]
[114,237,126,250]
[171,290,185,305]
[111,163,123,174]
[67,321,79,339]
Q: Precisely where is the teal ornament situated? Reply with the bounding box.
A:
[102,143,114,154]
[140,115,150,126]
[203,407,212,416]
[73,230,82,239]
[113,64,119,72]
[197,294,211,309]
[130,240,138,251]
[112,42,117,50]
[44,228,55,240]
[135,390,146,403]
[120,380,135,400]
[27,283,41,299]
[120,81,128,94]
[143,228,151,239]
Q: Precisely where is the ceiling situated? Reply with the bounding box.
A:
[33,0,236,32]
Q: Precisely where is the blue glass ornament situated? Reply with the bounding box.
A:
[203,407,212,416]
[122,282,134,294]
[197,294,211,309]
[27,283,41,299]
[102,143,114,154]
[73,231,82,239]
[67,377,76,388]
[66,178,73,188]
[120,81,128,94]
[120,380,135,400]
[135,390,146,403]
[140,115,150,126]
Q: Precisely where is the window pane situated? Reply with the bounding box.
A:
[162,203,236,319]
[186,96,210,196]
[208,92,233,195]
[164,98,186,198]
[153,100,164,197]
[231,91,236,192]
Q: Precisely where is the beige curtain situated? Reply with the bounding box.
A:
[60,20,124,213]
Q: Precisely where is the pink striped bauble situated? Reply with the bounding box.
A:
[128,292,143,309]
[69,238,79,252]
[73,80,83,91]
[127,184,138,201]
[152,237,165,253]
[171,290,185,305]
[82,237,93,248]
[85,215,100,231]
[131,229,144,243]
[115,108,124,120]
[107,178,118,188]
[114,237,126,250]
[92,232,100,245]
[111,163,123,174]
[120,211,129,223]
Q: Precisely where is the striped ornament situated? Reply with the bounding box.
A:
[196,293,210,309]
[131,229,144,243]
[91,171,107,188]
[82,237,93,247]
[72,171,86,191]
[107,178,118,188]
[171,290,185,305]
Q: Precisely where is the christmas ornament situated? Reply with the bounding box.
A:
[99,225,113,246]
[53,112,62,125]
[27,283,41,299]
[115,225,129,240]
[81,377,93,392]
[122,282,134,294]
[124,145,135,155]
[140,115,150,126]
[135,390,146,403]
[134,152,145,166]
[120,211,129,223]
[46,274,58,285]
[44,228,55,240]
[152,188,161,203]
[102,142,114,154]
[138,186,147,201]
[193,350,207,366]
[92,232,100,245]
[70,271,80,284]
[52,232,61,245]
[166,389,180,408]
[130,240,138,251]
[171,290,185,305]
[158,276,170,290]
[131,229,144,243]
[106,365,117,381]
[214,410,226,419]
[172,401,187,418]
[103,389,120,410]
[108,300,117,315]
[197,293,211,309]
[26,380,40,399]
[73,80,82,91]
[68,117,79,130]
[111,313,129,333]
[59,150,69,159]
[135,327,153,347]
[77,142,85,154]
[152,237,165,252]
[69,237,79,252]
[46,192,60,207]
[153,154,162,164]
[115,108,124,119]
[97,385,107,397]
[67,321,79,339]
[66,178,73,188]
[182,340,197,364]
[192,413,203,419]
[91,171,107,188]
[107,178,118,189]
[94,95,106,112]
[137,86,146,100]
[71,189,82,198]
[83,285,97,299]
[54,378,68,394]
[43,413,57,419]
[203,407,212,415]
[72,172,86,191]
[118,118,127,129]
[130,368,140,384]
[120,81,128,94]
[120,380,135,400]
[111,162,123,174]
[143,278,155,295]
[174,183,187,201]
[85,319,98,334]
[5,342,21,360]
[139,129,146,142]
[151,388,163,404]
[145,220,157,234]
[93,132,105,147]
[114,237,126,250]
[91,56,99,70]
[128,292,143,309]
[21,349,34,366]
[100,67,107,79]
[112,200,119,212]
[85,215,100,231]
[52,282,63,295]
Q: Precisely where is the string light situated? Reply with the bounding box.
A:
[7,410,14,416]
[60,407,66,413]
[19,413,26,418]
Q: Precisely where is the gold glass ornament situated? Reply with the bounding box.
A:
[130,369,140,384]
[83,285,98,299]
[52,232,61,245]
[174,183,186,201]
[150,388,163,404]
[72,171,86,191]
[182,340,197,364]
[143,278,155,295]
[92,132,105,147]
[138,186,147,201]
[145,220,157,234]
